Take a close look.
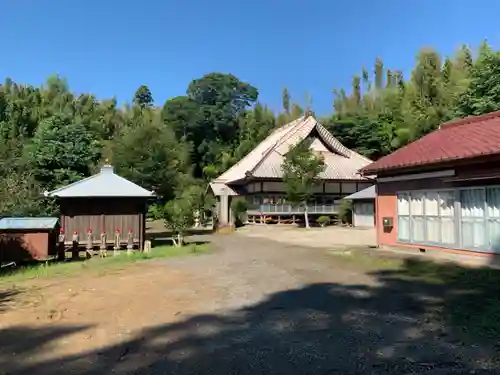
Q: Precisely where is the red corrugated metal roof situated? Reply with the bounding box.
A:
[360,110,500,175]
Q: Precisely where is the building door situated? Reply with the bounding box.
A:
[354,201,375,228]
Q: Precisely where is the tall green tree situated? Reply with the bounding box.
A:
[163,185,213,246]
[329,46,473,157]
[133,85,154,108]
[455,41,500,117]
[112,115,192,201]
[162,96,201,140]
[162,73,259,178]
[235,103,276,160]
[0,170,49,216]
[282,138,325,229]
[187,73,258,113]
[29,113,102,190]
[4,40,500,218]
[374,57,384,90]
[282,87,290,114]
[362,67,370,90]
[163,194,196,247]
[351,75,361,109]
[187,72,258,144]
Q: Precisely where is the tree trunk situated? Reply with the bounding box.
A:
[304,202,310,229]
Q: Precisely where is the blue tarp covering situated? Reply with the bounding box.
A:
[0,217,59,230]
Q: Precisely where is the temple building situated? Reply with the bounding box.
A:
[210,115,374,225]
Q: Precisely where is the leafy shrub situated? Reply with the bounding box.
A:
[163,196,194,247]
[339,200,353,225]
[147,203,164,220]
[317,215,331,227]
[231,199,249,227]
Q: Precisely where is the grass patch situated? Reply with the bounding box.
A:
[401,259,500,339]
[0,243,210,285]
[331,248,500,340]
[327,248,404,271]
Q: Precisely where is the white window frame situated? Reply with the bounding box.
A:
[397,185,500,252]
[396,192,410,242]
[397,189,457,248]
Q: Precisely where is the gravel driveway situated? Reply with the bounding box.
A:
[2,232,498,374]
[121,234,498,374]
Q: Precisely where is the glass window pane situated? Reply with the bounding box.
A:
[325,182,340,193]
[425,192,439,216]
[411,192,424,215]
[461,219,486,249]
[398,216,410,241]
[411,216,425,242]
[460,188,486,250]
[425,216,440,243]
[441,217,455,245]
[487,187,500,218]
[358,183,372,191]
[439,191,455,217]
[460,189,485,217]
[313,183,324,193]
[488,219,500,253]
[397,193,409,215]
[342,183,356,194]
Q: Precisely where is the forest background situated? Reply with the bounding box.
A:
[0,41,497,216]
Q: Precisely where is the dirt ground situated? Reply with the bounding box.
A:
[0,263,219,368]
[1,228,499,374]
[237,223,377,248]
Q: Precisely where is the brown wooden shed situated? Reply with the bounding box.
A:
[45,164,155,251]
[0,217,60,263]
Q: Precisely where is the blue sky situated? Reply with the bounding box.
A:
[1,1,499,115]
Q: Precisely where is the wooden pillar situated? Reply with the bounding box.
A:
[100,232,107,257]
[127,229,134,255]
[114,229,121,256]
[71,231,79,260]
[140,211,145,251]
[86,229,93,258]
[228,197,234,225]
[57,243,65,261]
[219,193,229,226]
[57,228,65,261]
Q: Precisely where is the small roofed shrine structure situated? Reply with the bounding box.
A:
[44,164,155,251]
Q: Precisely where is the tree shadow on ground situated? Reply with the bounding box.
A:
[3,259,500,375]
[0,288,21,312]
[146,229,214,247]
[371,256,500,342]
[149,237,212,247]
[0,324,91,371]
